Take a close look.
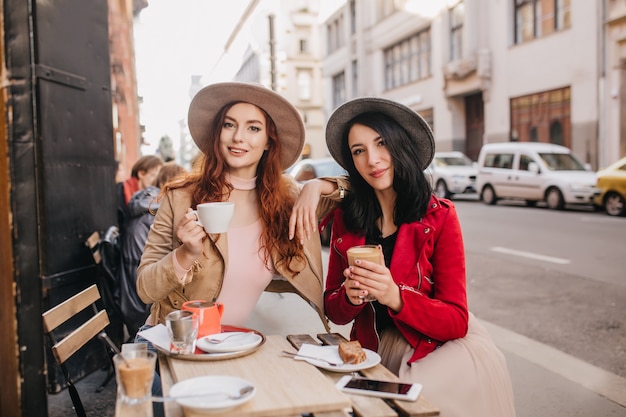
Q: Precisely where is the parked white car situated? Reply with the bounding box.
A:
[425,151,477,199]
[287,157,347,182]
[475,142,599,210]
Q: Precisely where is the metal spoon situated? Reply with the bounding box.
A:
[152,385,254,403]
[98,332,132,368]
[204,331,254,344]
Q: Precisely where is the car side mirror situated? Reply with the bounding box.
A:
[528,162,539,174]
[584,163,592,171]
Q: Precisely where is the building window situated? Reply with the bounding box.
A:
[384,28,431,90]
[514,0,571,44]
[450,1,464,61]
[332,71,346,109]
[555,0,571,30]
[327,14,345,54]
[299,39,308,53]
[350,0,356,35]
[297,70,312,101]
[550,120,563,145]
[510,87,571,147]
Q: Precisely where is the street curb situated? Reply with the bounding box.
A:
[483,319,626,408]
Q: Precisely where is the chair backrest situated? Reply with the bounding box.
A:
[42,284,110,365]
[85,231,102,265]
[84,227,128,348]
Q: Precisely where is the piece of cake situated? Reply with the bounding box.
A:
[338,340,366,364]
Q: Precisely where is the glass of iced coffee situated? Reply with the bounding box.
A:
[347,245,382,302]
[113,349,156,405]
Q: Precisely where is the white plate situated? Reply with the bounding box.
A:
[169,376,255,414]
[196,331,263,353]
[299,345,381,373]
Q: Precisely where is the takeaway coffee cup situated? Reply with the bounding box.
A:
[347,245,383,302]
[182,300,224,338]
[192,202,235,234]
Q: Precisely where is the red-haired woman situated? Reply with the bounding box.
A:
[136,82,340,333]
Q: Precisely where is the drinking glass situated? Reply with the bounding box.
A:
[113,350,156,405]
[165,310,198,354]
[347,245,382,302]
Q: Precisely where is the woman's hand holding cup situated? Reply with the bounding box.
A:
[345,245,403,311]
[346,245,383,303]
[174,209,207,267]
[192,202,234,234]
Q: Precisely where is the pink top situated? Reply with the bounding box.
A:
[218,219,273,326]
[172,174,274,326]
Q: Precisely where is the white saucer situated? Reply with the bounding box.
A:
[169,376,255,414]
[196,332,263,353]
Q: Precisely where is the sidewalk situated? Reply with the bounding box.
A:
[48,292,626,417]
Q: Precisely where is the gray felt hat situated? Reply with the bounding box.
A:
[325,97,435,170]
[188,82,305,170]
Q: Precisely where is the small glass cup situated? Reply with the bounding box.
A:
[165,310,199,354]
[347,245,383,302]
[113,350,157,405]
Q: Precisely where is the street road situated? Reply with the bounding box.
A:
[453,196,625,379]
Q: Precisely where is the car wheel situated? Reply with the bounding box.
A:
[481,185,497,205]
[435,180,450,199]
[604,192,626,216]
[545,187,565,210]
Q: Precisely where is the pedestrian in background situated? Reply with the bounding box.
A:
[116,155,164,237]
[109,155,163,342]
[292,97,516,417]
[120,161,186,337]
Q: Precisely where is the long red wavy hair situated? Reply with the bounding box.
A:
[162,102,305,274]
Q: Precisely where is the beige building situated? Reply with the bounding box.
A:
[322,0,622,169]
[232,0,328,160]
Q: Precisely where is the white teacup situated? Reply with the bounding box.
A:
[193,202,235,234]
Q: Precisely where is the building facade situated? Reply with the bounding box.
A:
[109,0,147,181]
[322,0,620,168]
[232,0,328,160]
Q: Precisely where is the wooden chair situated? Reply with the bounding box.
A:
[42,284,111,417]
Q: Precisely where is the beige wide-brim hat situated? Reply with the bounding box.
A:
[325,97,435,171]
[188,82,305,170]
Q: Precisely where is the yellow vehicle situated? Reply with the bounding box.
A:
[595,156,626,216]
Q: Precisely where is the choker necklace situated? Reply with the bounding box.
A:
[227,174,256,190]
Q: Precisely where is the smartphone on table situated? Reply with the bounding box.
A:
[336,375,422,401]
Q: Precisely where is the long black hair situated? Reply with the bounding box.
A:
[340,112,433,238]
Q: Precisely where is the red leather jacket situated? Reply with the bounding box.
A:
[324,196,469,363]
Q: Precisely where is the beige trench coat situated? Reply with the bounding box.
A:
[136,175,347,332]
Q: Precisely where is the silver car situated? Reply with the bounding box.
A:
[425,151,477,199]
